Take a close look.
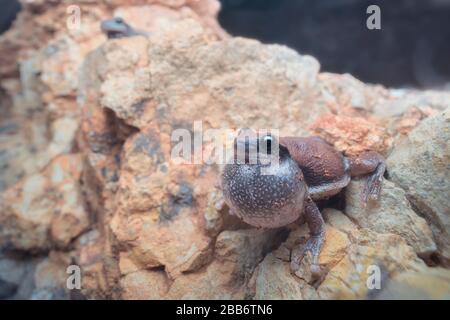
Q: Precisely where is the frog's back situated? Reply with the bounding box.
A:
[280,136,350,200]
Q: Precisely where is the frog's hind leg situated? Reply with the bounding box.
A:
[290,196,325,279]
[348,151,386,203]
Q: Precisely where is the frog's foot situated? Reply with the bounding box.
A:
[214,197,226,211]
[348,151,386,204]
[362,161,385,203]
[290,232,325,278]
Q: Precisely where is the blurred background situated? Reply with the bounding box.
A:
[2,0,450,88]
[219,0,450,88]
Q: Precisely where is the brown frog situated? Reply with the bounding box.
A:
[221,129,385,277]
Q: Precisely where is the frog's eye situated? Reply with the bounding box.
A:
[262,135,273,154]
[114,17,124,24]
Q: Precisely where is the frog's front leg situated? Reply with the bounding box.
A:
[348,151,386,203]
[290,196,325,278]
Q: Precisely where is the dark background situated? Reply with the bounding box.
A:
[218,0,450,88]
[2,0,450,88]
[0,0,20,34]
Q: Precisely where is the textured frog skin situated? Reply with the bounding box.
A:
[222,155,306,228]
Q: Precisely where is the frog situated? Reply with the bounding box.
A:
[221,128,386,278]
[100,17,149,39]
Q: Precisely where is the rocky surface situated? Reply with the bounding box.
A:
[0,0,449,300]
[345,179,436,257]
[0,154,89,251]
[387,107,450,266]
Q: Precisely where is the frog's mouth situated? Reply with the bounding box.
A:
[102,28,127,39]
[234,137,282,165]
[108,31,124,38]
[235,139,259,164]
[100,20,129,39]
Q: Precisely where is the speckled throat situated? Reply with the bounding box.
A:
[222,157,307,228]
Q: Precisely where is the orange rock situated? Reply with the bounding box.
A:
[395,106,438,135]
[120,269,170,300]
[319,226,350,267]
[310,113,393,156]
[0,154,89,251]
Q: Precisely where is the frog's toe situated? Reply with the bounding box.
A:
[310,263,322,278]
[290,235,324,279]
[362,164,385,203]
[289,247,302,272]
[290,259,300,273]
[304,236,323,279]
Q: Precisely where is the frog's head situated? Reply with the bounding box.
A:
[233,128,289,164]
[101,17,133,39]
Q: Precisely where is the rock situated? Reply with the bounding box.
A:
[317,230,426,299]
[387,107,450,264]
[0,2,106,193]
[0,252,39,299]
[32,251,72,300]
[0,115,78,193]
[98,37,152,126]
[74,230,119,299]
[214,228,288,281]
[0,0,226,193]
[166,263,236,299]
[118,252,140,276]
[317,73,389,113]
[112,207,214,279]
[310,113,393,156]
[166,228,287,299]
[0,253,31,288]
[317,226,351,268]
[30,287,69,300]
[33,252,70,291]
[0,250,71,300]
[321,208,360,240]
[203,190,249,237]
[394,106,439,136]
[110,128,215,278]
[371,268,450,300]
[373,89,450,118]
[40,33,104,101]
[0,154,89,251]
[120,270,169,300]
[0,11,104,192]
[278,223,350,284]
[113,1,227,39]
[96,19,325,134]
[250,210,428,300]
[0,116,48,191]
[203,190,227,235]
[345,178,437,257]
[252,253,317,300]
[372,88,448,136]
